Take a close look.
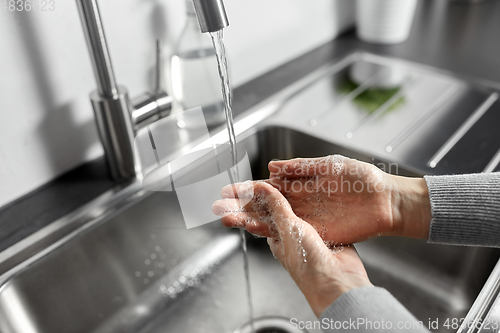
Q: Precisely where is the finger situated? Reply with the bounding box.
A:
[252,182,310,255]
[246,220,273,237]
[220,181,255,199]
[220,212,260,228]
[213,200,263,226]
[213,197,270,216]
[255,183,323,248]
[212,199,243,216]
[252,182,295,226]
[214,196,275,237]
[268,155,346,179]
[221,210,274,237]
[252,183,330,239]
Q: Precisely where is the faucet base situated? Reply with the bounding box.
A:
[90,86,136,180]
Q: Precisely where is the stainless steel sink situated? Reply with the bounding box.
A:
[0,126,497,333]
[1,52,500,333]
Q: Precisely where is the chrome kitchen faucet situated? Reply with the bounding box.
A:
[76,0,229,180]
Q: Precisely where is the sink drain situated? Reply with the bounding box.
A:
[234,316,308,333]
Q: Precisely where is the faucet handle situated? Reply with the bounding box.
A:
[131,40,173,130]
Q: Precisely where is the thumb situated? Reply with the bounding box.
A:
[253,182,315,267]
[252,182,297,237]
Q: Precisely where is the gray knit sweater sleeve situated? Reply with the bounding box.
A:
[320,286,429,332]
[424,172,500,247]
[320,173,500,333]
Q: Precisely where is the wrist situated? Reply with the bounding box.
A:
[301,276,372,317]
[390,175,432,239]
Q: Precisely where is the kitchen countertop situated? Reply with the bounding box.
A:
[1,0,500,252]
[339,0,500,87]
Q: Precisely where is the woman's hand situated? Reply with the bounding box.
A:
[213,182,372,316]
[265,156,432,243]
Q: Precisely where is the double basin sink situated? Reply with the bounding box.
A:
[0,52,499,333]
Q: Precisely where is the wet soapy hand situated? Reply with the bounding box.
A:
[266,155,432,243]
[212,181,372,317]
[264,155,397,244]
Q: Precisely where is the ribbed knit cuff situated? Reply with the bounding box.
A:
[424,173,500,247]
[320,286,428,333]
